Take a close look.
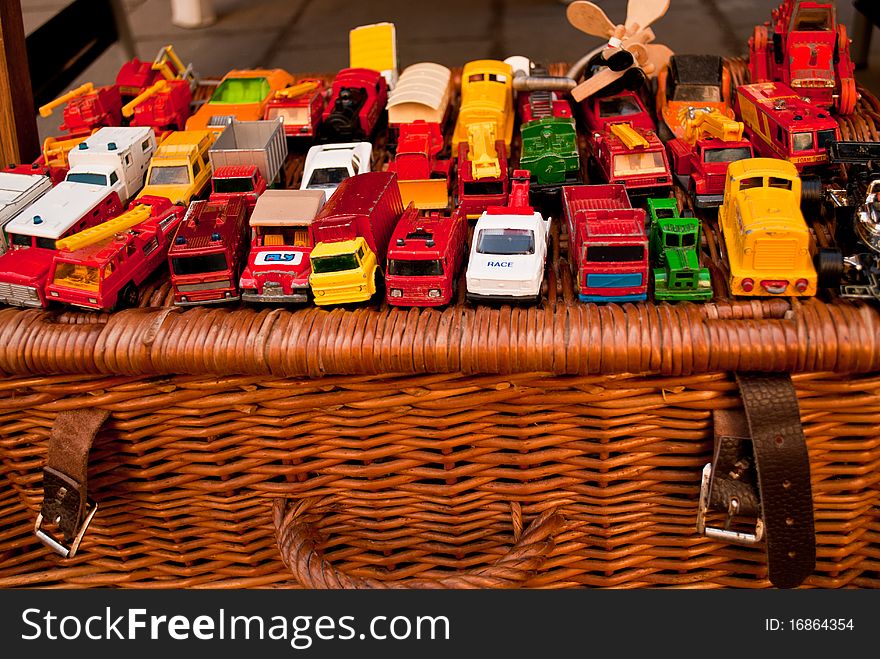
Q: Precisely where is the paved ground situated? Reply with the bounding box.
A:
[20,0,880,139]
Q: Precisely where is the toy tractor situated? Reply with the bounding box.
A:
[748,0,857,115]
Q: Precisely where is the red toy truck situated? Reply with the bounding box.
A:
[45,196,185,310]
[749,0,856,115]
[386,121,451,210]
[456,122,509,219]
[167,196,249,305]
[562,184,648,303]
[238,189,327,303]
[588,122,672,197]
[318,68,388,142]
[580,90,656,134]
[736,81,840,170]
[263,79,327,139]
[385,207,467,307]
[308,172,405,305]
[39,83,123,138]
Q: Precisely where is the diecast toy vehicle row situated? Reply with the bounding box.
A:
[0,1,875,312]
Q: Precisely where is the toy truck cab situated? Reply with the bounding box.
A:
[0,173,53,255]
[45,196,185,310]
[456,122,509,220]
[386,207,467,307]
[736,82,839,170]
[452,60,515,151]
[749,0,856,114]
[263,79,327,139]
[590,122,672,197]
[563,184,648,303]
[238,189,326,303]
[718,158,817,296]
[309,172,405,305]
[300,142,372,198]
[167,196,249,305]
[210,166,266,210]
[581,91,655,134]
[137,130,216,205]
[647,198,712,301]
[466,171,551,304]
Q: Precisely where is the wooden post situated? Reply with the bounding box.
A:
[0,0,39,166]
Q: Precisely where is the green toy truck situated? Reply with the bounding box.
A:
[647,197,713,301]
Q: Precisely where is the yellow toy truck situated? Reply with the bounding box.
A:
[451,60,514,152]
[718,158,817,296]
[137,130,216,205]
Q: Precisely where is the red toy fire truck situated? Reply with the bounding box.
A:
[319,68,388,142]
[736,81,840,170]
[587,122,672,197]
[562,183,648,303]
[167,196,249,305]
[45,196,185,311]
[749,0,857,115]
[263,79,327,139]
[385,207,467,307]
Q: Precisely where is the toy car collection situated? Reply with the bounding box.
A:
[2,5,880,315]
[647,197,712,301]
[386,207,467,307]
[748,0,856,115]
[239,190,327,303]
[309,172,406,305]
[562,183,648,302]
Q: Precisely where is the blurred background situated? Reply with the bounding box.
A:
[18,0,880,139]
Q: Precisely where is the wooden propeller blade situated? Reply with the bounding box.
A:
[625,0,670,33]
[641,43,674,78]
[570,67,625,102]
[566,1,617,39]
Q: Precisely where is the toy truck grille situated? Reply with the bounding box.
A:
[0,282,41,307]
[754,238,798,270]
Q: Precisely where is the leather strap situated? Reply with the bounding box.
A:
[706,374,815,588]
[38,408,110,552]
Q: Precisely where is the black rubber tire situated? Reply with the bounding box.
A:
[814,248,844,288]
[801,174,824,214]
[116,283,138,311]
[657,121,674,143]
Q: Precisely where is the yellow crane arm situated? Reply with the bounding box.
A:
[39,83,95,118]
[274,80,321,100]
[610,122,649,149]
[680,107,744,145]
[467,122,500,180]
[122,80,171,118]
[56,204,154,252]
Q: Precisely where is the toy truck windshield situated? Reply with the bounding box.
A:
[598,97,641,118]
[673,84,721,103]
[586,244,645,263]
[66,172,111,186]
[703,146,752,164]
[311,252,359,273]
[463,180,504,196]
[171,253,228,276]
[53,262,100,290]
[266,106,309,125]
[613,152,666,177]
[793,7,831,31]
[148,165,190,186]
[476,228,535,255]
[306,167,350,188]
[213,176,255,194]
[387,259,444,277]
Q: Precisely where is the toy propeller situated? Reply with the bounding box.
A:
[566,0,672,102]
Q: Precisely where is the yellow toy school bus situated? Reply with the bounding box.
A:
[451,60,514,152]
[718,158,817,297]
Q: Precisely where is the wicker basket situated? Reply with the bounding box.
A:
[0,69,879,589]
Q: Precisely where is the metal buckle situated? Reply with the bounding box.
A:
[697,463,764,546]
[34,500,97,559]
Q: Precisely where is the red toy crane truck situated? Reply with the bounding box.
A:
[263,79,327,139]
[238,189,327,303]
[562,184,648,303]
[167,196,249,305]
[456,122,509,219]
[735,81,840,170]
[318,68,388,142]
[385,207,467,307]
[666,108,755,208]
[386,121,451,210]
[748,0,857,115]
[45,196,185,311]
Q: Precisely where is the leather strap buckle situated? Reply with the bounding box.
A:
[697,463,765,545]
[35,466,98,559]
